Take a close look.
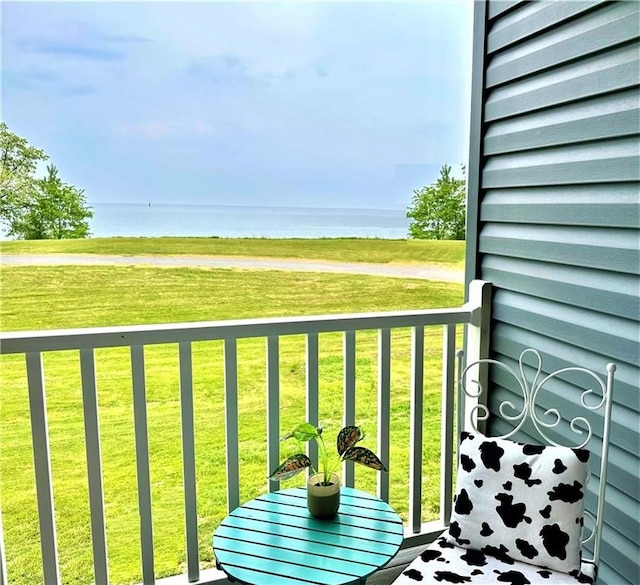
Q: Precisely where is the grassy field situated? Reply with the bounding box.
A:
[0,240,464,585]
[0,237,466,270]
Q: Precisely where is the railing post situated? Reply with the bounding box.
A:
[131,346,155,585]
[377,328,391,503]
[306,334,319,470]
[440,324,457,526]
[178,342,199,583]
[224,339,240,512]
[343,330,356,487]
[26,352,61,585]
[0,504,7,585]
[267,336,280,493]
[463,280,492,433]
[409,326,425,534]
[80,349,110,585]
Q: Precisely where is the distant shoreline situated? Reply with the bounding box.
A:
[91,201,407,213]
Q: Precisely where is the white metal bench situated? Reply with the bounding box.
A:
[392,348,616,585]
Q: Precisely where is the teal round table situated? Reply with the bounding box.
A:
[213,486,404,585]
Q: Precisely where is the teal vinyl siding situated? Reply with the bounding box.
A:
[466,1,640,584]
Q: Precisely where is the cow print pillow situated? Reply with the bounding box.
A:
[446,431,590,574]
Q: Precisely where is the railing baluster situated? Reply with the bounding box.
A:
[441,325,456,526]
[409,326,425,534]
[25,352,61,585]
[267,336,280,492]
[0,503,8,585]
[377,328,391,502]
[178,343,199,583]
[223,339,240,511]
[456,350,466,456]
[343,331,356,487]
[130,345,154,585]
[306,333,319,469]
[79,349,109,585]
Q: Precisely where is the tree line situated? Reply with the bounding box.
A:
[0,122,93,239]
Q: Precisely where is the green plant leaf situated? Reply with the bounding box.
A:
[337,425,363,456]
[342,447,387,472]
[268,454,312,480]
[281,423,320,443]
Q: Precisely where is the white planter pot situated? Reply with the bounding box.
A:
[307,473,340,518]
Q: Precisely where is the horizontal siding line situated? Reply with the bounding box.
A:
[487,2,639,88]
[480,252,639,292]
[491,295,639,367]
[484,117,639,156]
[484,89,639,154]
[487,1,605,54]
[484,126,640,158]
[479,222,638,249]
[482,157,639,188]
[483,134,637,167]
[480,256,638,319]
[487,0,523,22]
[487,41,638,104]
[486,87,639,136]
[485,43,639,122]
[479,234,638,276]
[482,183,640,202]
[480,202,638,228]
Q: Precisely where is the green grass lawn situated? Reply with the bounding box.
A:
[0,237,466,270]
[0,247,464,585]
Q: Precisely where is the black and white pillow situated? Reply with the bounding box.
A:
[446,431,590,574]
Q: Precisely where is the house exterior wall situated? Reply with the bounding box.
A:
[465,1,639,584]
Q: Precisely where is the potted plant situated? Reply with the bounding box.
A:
[268,422,387,518]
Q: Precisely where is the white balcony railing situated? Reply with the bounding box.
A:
[0,281,491,585]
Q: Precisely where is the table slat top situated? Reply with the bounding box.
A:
[213,487,404,585]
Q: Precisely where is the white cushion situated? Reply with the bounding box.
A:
[446,431,590,574]
[392,536,595,584]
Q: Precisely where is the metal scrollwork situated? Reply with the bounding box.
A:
[459,349,614,449]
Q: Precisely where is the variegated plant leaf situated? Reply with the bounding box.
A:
[337,425,363,456]
[342,447,387,472]
[268,454,311,480]
[281,423,320,443]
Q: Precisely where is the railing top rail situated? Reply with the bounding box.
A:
[0,305,474,355]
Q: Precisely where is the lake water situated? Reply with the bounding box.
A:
[88,203,409,239]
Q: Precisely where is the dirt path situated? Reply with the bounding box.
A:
[0,254,464,283]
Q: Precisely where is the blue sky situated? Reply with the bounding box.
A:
[2,1,473,210]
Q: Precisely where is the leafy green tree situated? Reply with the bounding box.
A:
[0,123,93,239]
[9,165,93,239]
[0,121,48,228]
[406,164,466,240]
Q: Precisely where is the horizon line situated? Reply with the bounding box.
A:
[91,201,407,213]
